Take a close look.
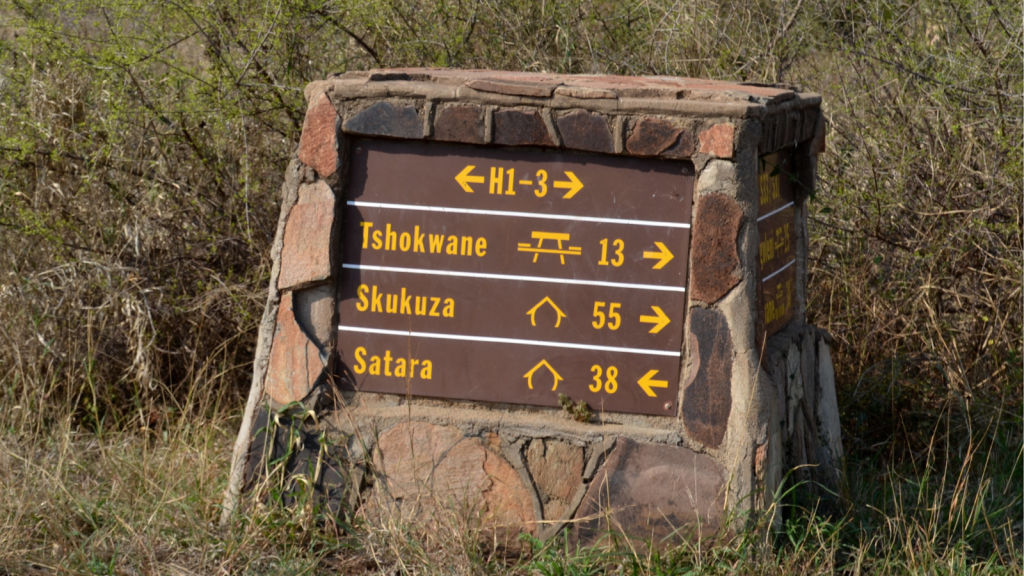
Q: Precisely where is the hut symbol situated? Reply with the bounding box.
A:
[523,359,562,391]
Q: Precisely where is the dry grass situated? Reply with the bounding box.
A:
[0,0,1020,573]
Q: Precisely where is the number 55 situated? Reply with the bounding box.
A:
[592,302,621,330]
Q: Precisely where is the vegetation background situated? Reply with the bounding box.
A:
[0,0,1020,573]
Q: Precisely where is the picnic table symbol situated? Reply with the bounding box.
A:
[517,231,582,265]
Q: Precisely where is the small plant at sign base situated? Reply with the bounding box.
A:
[558,394,593,423]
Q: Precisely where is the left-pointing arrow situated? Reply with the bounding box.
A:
[637,369,668,397]
[553,171,584,199]
[455,165,485,193]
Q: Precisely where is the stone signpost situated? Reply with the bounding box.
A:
[223,68,844,546]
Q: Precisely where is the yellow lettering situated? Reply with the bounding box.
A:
[400,288,412,314]
[535,169,548,197]
[489,166,503,194]
[383,350,393,376]
[413,226,426,252]
[446,236,458,255]
[420,360,433,379]
[369,354,381,375]
[360,222,373,249]
[505,167,515,195]
[356,284,369,311]
[442,298,454,317]
[399,232,411,252]
[372,229,383,250]
[460,236,473,255]
[410,358,420,375]
[475,237,487,257]
[394,358,406,377]
[429,234,444,253]
[429,297,441,317]
[354,347,366,374]
[371,285,383,313]
[386,294,398,314]
[415,296,427,315]
[385,224,397,251]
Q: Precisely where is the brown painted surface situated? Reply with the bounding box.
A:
[756,150,796,338]
[338,139,693,415]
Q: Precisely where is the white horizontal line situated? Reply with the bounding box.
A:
[338,326,681,357]
[762,258,796,282]
[343,263,687,293]
[348,201,691,229]
[757,201,795,222]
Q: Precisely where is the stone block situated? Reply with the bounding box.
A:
[574,437,726,546]
[625,117,682,156]
[343,101,421,139]
[556,110,614,153]
[277,187,334,290]
[698,123,735,158]
[682,307,733,449]
[689,193,742,304]
[370,421,536,536]
[297,94,340,178]
[817,338,843,462]
[493,109,555,147]
[433,104,486,144]
[526,438,584,520]
[292,283,334,352]
[811,112,827,154]
[264,291,325,405]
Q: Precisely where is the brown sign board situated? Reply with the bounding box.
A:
[337,139,693,415]
[756,150,797,339]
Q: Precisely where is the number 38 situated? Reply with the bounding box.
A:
[590,365,618,394]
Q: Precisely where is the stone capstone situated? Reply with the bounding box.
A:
[682,307,733,449]
[698,123,735,158]
[263,291,326,405]
[343,101,421,139]
[556,110,614,153]
[466,79,558,98]
[277,182,334,290]
[367,421,536,536]
[297,93,340,178]
[526,438,584,520]
[689,193,742,304]
[574,437,727,545]
[433,104,486,144]
[493,109,555,147]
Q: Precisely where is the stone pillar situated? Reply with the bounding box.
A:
[222,69,841,545]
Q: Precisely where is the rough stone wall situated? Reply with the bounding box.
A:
[222,69,837,543]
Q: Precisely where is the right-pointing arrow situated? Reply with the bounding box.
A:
[642,242,674,269]
[639,306,671,334]
[638,369,668,397]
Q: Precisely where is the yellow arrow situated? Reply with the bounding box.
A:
[643,242,674,270]
[639,306,671,334]
[553,171,584,199]
[637,370,668,397]
[455,165,485,193]
[524,359,563,391]
[526,296,567,328]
